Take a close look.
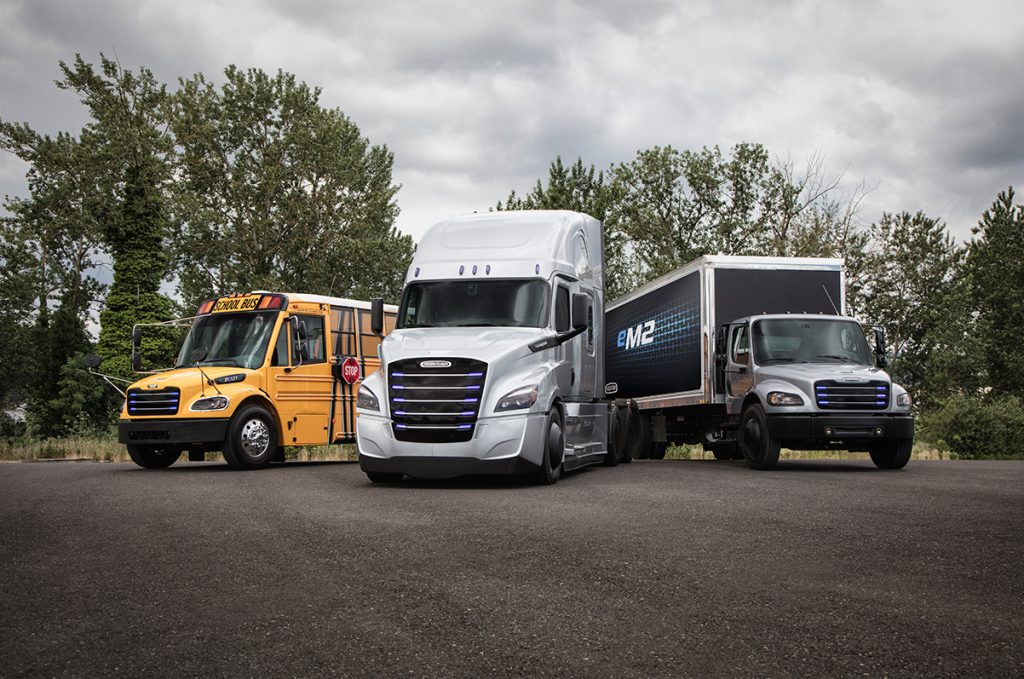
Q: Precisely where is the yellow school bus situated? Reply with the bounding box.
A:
[117,292,397,469]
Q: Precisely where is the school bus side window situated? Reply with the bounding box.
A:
[271,324,289,366]
[293,315,326,364]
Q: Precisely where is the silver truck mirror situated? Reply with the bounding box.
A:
[874,328,887,368]
[571,293,589,331]
[370,298,385,336]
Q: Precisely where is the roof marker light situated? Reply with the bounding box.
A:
[459,265,465,275]
[472,265,478,275]
[485,265,491,275]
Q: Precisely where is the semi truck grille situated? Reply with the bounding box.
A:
[815,380,889,410]
[388,358,488,443]
[126,387,181,416]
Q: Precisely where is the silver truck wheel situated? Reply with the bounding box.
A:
[739,404,781,470]
[536,408,563,485]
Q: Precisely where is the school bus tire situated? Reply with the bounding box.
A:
[126,444,181,469]
[222,404,278,470]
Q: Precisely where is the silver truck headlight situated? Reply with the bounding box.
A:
[191,395,230,411]
[495,385,539,412]
[357,385,380,412]
[767,391,804,406]
[896,392,912,407]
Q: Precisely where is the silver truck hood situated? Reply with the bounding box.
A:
[381,327,545,365]
[756,362,888,383]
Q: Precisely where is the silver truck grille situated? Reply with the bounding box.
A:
[388,358,488,443]
[814,380,889,410]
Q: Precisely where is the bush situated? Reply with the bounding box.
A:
[919,393,1024,459]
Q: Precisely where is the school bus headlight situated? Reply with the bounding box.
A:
[357,385,380,412]
[191,395,230,412]
[767,391,803,406]
[496,385,539,412]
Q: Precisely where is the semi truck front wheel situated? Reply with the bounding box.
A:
[536,408,564,485]
[126,444,181,469]
[739,404,781,470]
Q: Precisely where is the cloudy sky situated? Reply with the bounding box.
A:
[1,0,1022,243]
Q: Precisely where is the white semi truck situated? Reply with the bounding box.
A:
[355,211,914,483]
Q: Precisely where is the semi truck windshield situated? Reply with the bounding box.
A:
[398,280,550,328]
[752,318,873,366]
[176,311,278,369]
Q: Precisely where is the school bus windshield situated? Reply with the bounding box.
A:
[176,311,278,369]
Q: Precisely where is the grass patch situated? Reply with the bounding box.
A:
[663,440,957,461]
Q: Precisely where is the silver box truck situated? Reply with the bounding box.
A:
[356,211,914,483]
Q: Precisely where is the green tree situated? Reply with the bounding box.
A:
[968,187,1024,396]
[170,66,412,307]
[54,55,179,381]
[859,211,962,404]
[0,123,108,435]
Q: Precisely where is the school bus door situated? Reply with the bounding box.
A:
[268,309,333,446]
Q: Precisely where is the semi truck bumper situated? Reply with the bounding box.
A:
[118,418,230,446]
[766,413,914,446]
[356,412,547,479]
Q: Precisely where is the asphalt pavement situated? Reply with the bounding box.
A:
[1,458,1022,678]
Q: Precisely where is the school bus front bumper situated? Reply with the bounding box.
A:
[118,418,230,447]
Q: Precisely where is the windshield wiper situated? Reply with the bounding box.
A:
[403,323,437,328]
[761,357,808,364]
[460,322,501,327]
[815,354,857,363]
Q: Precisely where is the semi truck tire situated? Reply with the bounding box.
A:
[739,404,781,470]
[536,408,564,485]
[126,444,181,469]
[222,404,277,470]
[869,439,913,470]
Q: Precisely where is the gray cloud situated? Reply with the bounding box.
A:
[2,0,1021,242]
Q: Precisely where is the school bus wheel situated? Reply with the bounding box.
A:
[126,444,182,469]
[222,404,278,470]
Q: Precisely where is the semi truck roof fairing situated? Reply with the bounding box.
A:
[408,210,604,292]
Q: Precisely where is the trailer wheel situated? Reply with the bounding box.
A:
[739,404,781,470]
[222,404,277,470]
[535,408,564,485]
[126,444,181,469]
[869,439,913,470]
[603,409,620,466]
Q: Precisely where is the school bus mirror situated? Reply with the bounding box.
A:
[131,351,142,372]
[83,354,103,370]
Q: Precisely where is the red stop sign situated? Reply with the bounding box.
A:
[341,356,361,384]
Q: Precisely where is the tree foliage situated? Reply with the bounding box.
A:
[968,187,1024,397]
[170,66,412,309]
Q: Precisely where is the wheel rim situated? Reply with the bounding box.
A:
[240,417,271,458]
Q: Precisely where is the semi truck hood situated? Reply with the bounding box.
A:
[381,327,544,365]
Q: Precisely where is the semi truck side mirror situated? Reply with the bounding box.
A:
[370,298,384,336]
[571,293,589,331]
[874,328,887,368]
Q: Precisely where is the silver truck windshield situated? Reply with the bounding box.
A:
[397,280,550,329]
[751,318,873,366]
[176,311,278,369]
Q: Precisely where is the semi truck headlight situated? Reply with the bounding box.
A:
[357,385,380,412]
[767,391,803,406]
[496,385,539,412]
[191,395,230,411]
[896,392,912,407]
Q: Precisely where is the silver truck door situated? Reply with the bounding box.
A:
[724,322,754,414]
[553,281,575,396]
